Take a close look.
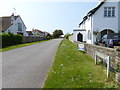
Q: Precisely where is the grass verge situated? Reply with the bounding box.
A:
[0,40,50,52]
[43,39,119,88]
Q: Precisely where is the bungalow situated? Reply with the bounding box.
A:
[0,13,28,36]
[74,0,120,44]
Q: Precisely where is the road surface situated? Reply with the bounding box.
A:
[2,39,62,88]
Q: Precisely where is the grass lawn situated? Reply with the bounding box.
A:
[43,39,119,88]
[0,40,50,52]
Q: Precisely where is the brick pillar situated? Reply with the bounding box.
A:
[115,47,120,84]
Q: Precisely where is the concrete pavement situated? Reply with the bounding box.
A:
[2,39,62,88]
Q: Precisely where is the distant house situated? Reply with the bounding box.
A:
[26,31,33,36]
[32,29,45,37]
[74,0,120,44]
[44,31,51,37]
[0,13,28,36]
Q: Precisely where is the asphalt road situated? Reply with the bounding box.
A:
[2,39,62,88]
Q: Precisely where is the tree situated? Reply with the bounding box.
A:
[52,29,63,38]
[46,33,52,40]
[64,33,71,39]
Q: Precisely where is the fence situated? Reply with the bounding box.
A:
[22,36,46,43]
[74,41,120,84]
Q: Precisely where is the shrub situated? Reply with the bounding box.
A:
[2,32,23,48]
[64,33,71,39]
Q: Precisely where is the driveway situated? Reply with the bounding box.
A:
[2,39,62,88]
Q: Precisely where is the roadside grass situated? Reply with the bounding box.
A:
[43,39,119,88]
[0,40,50,52]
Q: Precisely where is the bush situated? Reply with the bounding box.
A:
[2,32,23,48]
[64,33,71,39]
[46,35,51,40]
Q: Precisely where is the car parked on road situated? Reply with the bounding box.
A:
[97,33,120,48]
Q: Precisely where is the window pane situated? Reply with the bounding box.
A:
[108,7,111,17]
[104,11,107,17]
[104,7,107,17]
[112,7,115,17]
[18,23,22,31]
[104,7,115,17]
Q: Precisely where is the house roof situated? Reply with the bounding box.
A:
[1,17,11,32]
[0,14,26,32]
[32,29,45,34]
[1,15,19,32]
[79,0,106,26]
[73,29,86,31]
[87,1,106,16]
[26,31,33,35]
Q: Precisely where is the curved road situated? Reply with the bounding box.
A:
[2,39,62,88]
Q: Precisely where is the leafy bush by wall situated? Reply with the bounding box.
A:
[2,32,22,48]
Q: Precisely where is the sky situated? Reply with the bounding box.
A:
[0,0,101,34]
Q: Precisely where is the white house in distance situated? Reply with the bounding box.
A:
[32,29,46,37]
[0,13,28,36]
[74,0,120,44]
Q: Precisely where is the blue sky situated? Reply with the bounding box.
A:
[0,0,99,34]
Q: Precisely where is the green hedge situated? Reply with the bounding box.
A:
[2,32,23,48]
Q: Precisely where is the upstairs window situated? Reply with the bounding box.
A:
[104,7,115,17]
[18,23,22,31]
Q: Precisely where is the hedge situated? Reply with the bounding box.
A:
[2,32,23,48]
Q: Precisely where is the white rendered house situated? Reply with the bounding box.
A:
[0,13,28,36]
[74,0,120,44]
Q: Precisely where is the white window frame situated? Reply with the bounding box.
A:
[104,7,115,17]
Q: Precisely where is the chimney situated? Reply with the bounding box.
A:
[12,13,14,16]
[11,13,15,24]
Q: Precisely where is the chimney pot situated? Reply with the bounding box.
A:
[12,13,14,16]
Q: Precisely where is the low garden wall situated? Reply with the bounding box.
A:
[22,36,46,43]
[69,35,74,43]
[74,41,120,84]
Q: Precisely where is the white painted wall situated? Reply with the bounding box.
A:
[73,30,86,42]
[78,1,119,44]
[5,16,28,36]
[85,16,93,44]
[93,2,118,33]
[118,1,120,32]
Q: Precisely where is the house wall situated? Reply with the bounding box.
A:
[76,1,119,44]
[85,16,93,44]
[73,30,86,42]
[5,17,28,36]
[93,2,118,33]
[79,17,93,44]
[118,1,120,32]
